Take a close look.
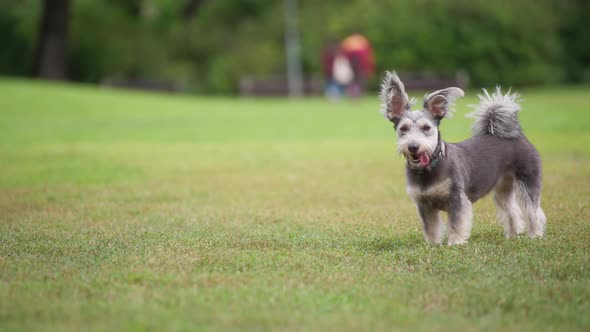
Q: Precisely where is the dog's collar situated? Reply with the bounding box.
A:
[408,131,445,175]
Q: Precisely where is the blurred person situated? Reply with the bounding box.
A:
[322,39,352,100]
[341,33,375,98]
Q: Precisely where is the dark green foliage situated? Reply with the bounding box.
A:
[558,0,590,82]
[0,0,588,92]
[0,1,39,77]
[0,14,33,76]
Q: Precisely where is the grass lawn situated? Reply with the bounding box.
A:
[0,79,589,331]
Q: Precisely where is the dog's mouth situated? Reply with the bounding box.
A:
[408,152,430,167]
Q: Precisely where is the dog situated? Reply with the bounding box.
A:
[379,71,546,245]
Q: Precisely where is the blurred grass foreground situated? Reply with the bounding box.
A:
[0,79,589,331]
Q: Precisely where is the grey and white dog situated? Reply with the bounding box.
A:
[379,71,546,245]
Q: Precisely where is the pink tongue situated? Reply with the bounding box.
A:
[419,153,430,167]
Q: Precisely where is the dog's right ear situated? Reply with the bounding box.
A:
[380,71,414,125]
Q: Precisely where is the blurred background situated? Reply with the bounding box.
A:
[1,3,590,330]
[0,0,589,96]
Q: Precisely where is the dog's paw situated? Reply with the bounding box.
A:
[504,227,525,238]
[527,231,544,239]
[510,219,526,236]
[447,237,469,246]
[424,235,444,245]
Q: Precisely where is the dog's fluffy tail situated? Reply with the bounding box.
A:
[467,87,522,139]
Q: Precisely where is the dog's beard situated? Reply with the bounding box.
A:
[397,130,439,171]
[404,152,431,170]
[398,142,436,171]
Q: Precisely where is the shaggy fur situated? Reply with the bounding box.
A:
[380,71,546,245]
[468,87,522,138]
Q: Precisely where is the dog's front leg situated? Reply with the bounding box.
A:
[417,204,444,244]
[447,193,473,246]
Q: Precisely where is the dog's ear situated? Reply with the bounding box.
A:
[380,71,414,125]
[423,87,464,120]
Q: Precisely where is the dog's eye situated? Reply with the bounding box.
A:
[399,125,409,133]
[422,125,431,131]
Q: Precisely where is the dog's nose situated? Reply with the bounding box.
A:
[408,144,419,154]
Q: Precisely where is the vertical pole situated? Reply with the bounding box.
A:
[34,0,70,80]
[284,0,303,97]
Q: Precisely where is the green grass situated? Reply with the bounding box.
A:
[0,79,589,331]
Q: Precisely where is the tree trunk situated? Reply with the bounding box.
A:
[181,0,204,20]
[34,0,70,80]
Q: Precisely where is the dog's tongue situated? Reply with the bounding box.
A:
[419,153,430,167]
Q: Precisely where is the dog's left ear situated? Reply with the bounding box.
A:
[423,87,464,120]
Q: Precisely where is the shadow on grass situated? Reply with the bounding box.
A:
[358,229,507,253]
[358,233,425,253]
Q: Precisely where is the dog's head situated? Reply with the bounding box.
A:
[379,71,463,171]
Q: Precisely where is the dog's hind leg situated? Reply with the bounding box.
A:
[494,175,525,237]
[515,168,546,238]
[447,193,473,245]
[417,204,444,244]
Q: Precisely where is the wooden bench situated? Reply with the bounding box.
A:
[239,76,324,96]
[239,71,468,96]
[101,78,184,93]
[396,71,469,91]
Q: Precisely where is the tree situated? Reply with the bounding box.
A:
[181,0,205,20]
[34,0,70,80]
